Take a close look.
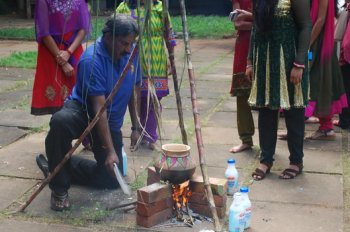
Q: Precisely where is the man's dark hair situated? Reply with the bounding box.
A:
[102,14,139,37]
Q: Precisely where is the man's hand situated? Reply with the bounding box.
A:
[105,151,119,177]
[290,67,303,85]
[130,129,141,152]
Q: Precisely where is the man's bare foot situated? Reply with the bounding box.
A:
[229,143,252,153]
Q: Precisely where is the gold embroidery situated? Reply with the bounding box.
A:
[294,83,304,107]
[279,46,290,109]
[61,85,69,100]
[276,0,291,17]
[265,43,270,105]
[248,49,259,106]
[45,86,56,101]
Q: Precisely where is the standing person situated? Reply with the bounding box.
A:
[116,0,176,150]
[36,15,141,211]
[306,0,348,140]
[31,0,90,115]
[229,0,255,153]
[333,1,350,129]
[247,0,311,180]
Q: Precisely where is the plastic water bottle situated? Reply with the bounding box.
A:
[240,186,252,229]
[225,159,239,195]
[122,146,128,176]
[229,193,245,232]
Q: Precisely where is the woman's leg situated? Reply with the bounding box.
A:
[230,95,254,153]
[140,96,161,144]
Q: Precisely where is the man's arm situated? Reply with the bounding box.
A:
[89,95,118,177]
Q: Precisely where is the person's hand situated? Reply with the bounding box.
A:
[167,62,173,76]
[56,50,70,66]
[61,62,74,77]
[245,64,253,83]
[290,67,303,85]
[235,9,252,21]
[105,151,119,177]
[130,129,141,152]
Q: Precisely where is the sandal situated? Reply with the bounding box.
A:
[252,163,272,181]
[50,191,70,211]
[279,164,303,180]
[306,129,336,140]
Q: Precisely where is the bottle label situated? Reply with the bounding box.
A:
[227,177,237,195]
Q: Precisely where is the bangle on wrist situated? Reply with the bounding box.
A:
[67,49,73,56]
[246,64,253,69]
[293,62,305,69]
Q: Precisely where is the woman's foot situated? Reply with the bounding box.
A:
[306,129,336,140]
[279,164,303,179]
[333,119,349,129]
[305,116,319,124]
[277,131,288,140]
[252,163,272,181]
[141,140,156,150]
[229,143,252,153]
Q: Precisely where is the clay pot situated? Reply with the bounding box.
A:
[154,143,196,184]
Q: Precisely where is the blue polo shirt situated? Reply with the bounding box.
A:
[69,36,141,133]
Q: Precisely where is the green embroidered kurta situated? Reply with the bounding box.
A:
[116,1,175,97]
[248,0,311,109]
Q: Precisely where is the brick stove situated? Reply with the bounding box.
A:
[135,167,228,228]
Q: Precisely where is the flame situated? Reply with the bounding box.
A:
[172,180,192,210]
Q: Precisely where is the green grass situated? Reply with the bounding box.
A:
[0,15,234,68]
[0,27,35,40]
[0,15,234,40]
[0,51,37,68]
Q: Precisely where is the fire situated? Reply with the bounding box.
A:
[172,180,192,210]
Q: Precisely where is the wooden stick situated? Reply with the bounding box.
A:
[162,0,188,145]
[178,0,221,231]
[18,44,139,213]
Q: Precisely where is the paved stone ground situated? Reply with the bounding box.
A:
[0,34,349,231]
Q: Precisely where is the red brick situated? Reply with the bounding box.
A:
[189,192,227,207]
[189,175,227,196]
[137,182,172,203]
[147,166,161,185]
[136,207,173,228]
[189,202,226,219]
[136,197,174,217]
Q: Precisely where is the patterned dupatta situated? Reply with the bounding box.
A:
[310,0,335,62]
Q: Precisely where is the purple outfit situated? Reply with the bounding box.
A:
[35,0,90,43]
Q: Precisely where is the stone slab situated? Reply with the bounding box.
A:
[0,132,46,179]
[0,109,51,129]
[0,177,37,210]
[189,143,257,169]
[250,201,342,232]
[273,146,342,174]
[249,173,343,208]
[0,126,27,148]
[201,127,260,145]
[0,219,93,232]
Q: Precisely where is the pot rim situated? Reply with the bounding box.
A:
[161,143,191,157]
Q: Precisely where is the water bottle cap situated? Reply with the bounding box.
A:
[227,159,235,164]
[240,186,249,193]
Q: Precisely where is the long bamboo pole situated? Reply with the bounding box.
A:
[178,0,221,231]
[18,44,139,212]
[162,0,188,145]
